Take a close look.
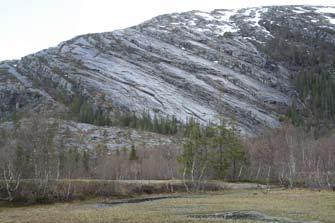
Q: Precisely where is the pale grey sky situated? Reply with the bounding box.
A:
[1,0,335,61]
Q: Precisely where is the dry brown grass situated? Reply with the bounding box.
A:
[0,179,262,203]
[1,188,334,223]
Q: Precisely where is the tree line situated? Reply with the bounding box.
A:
[68,94,179,135]
[243,122,335,189]
[1,113,334,203]
[0,114,244,200]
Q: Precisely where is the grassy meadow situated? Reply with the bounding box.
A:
[1,188,334,223]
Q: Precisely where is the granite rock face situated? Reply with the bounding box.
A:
[1,6,334,134]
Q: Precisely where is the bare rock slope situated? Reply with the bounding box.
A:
[1,6,335,134]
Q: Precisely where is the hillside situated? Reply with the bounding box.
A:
[1,6,335,207]
[1,5,335,134]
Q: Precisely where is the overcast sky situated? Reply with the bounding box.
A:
[1,0,335,61]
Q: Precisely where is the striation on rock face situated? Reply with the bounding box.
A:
[0,60,58,118]
[1,5,335,135]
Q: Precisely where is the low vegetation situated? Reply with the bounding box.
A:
[0,189,334,223]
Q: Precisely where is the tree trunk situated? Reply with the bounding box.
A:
[182,167,189,192]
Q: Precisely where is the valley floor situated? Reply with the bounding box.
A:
[0,188,334,223]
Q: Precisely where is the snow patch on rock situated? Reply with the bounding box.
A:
[315,7,335,14]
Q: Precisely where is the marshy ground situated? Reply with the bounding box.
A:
[0,188,334,223]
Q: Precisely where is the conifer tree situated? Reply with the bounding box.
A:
[129,145,138,161]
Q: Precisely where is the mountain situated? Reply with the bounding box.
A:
[1,5,335,135]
